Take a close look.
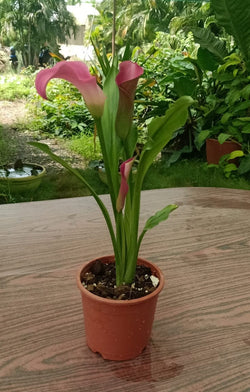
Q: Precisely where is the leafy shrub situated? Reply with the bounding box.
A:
[133,32,202,163]
[195,53,250,149]
[34,79,94,138]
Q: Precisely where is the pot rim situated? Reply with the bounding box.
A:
[76,255,165,306]
[206,138,242,147]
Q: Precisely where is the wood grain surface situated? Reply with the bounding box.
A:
[1,188,250,392]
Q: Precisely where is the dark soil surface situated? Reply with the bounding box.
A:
[81,259,159,300]
[0,100,86,174]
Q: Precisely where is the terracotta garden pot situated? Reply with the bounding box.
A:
[76,255,164,361]
[206,138,242,165]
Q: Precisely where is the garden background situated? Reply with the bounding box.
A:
[0,0,249,203]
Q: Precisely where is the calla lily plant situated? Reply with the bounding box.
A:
[31,59,193,286]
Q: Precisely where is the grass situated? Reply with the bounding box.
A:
[143,159,250,191]
[67,133,102,162]
[0,73,35,100]
[1,158,250,204]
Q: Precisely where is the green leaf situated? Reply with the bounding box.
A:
[221,112,233,124]
[197,47,220,71]
[232,101,250,113]
[241,85,250,99]
[143,205,178,232]
[174,76,196,97]
[218,133,231,144]
[164,145,193,167]
[98,63,120,208]
[211,0,250,67]
[125,124,138,158]
[137,97,193,178]
[218,54,242,71]
[238,154,250,174]
[226,89,241,105]
[101,64,120,151]
[148,96,193,141]
[192,27,228,63]
[195,130,211,150]
[237,117,250,122]
[137,204,178,252]
[224,163,237,173]
[242,124,250,133]
[130,97,193,275]
[228,150,244,160]
[90,37,111,76]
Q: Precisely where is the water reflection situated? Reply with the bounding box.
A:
[112,341,184,383]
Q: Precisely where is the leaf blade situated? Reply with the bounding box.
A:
[143,204,178,232]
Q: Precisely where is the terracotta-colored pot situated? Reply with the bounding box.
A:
[76,255,164,361]
[206,138,242,165]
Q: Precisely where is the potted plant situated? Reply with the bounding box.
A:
[196,0,250,166]
[30,59,193,360]
[195,53,248,165]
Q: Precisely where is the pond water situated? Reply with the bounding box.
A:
[0,165,43,179]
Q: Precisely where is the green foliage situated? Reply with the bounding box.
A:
[215,150,245,178]
[0,73,34,100]
[131,14,249,168]
[0,0,77,66]
[192,27,228,63]
[134,30,199,108]
[211,0,250,69]
[34,79,94,138]
[195,53,250,149]
[90,0,205,54]
[68,133,102,162]
[138,203,178,250]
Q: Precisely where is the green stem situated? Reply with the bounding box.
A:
[123,169,144,283]
[96,118,118,220]
[115,212,124,285]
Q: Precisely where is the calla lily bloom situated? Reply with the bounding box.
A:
[115,61,144,140]
[116,157,135,212]
[35,60,143,126]
[35,61,106,118]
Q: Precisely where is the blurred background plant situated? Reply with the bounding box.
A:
[0,0,250,205]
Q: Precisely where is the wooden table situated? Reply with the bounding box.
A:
[1,187,250,392]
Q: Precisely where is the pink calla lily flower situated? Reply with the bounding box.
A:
[35,60,143,126]
[116,61,144,140]
[116,157,136,212]
[35,61,106,118]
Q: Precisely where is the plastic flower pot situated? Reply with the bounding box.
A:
[206,138,242,165]
[76,255,164,361]
[0,163,46,193]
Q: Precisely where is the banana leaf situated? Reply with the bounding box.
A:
[211,0,250,69]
